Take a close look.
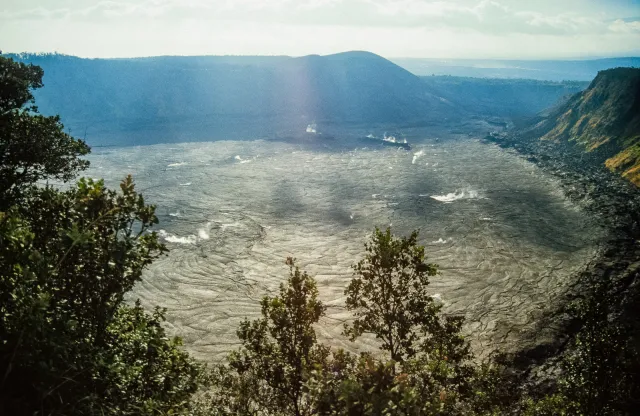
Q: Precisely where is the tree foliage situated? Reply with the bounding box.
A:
[344,227,440,363]
[319,228,484,415]
[0,112,90,205]
[0,53,205,415]
[206,229,499,416]
[0,54,90,209]
[0,177,206,415]
[204,258,329,415]
[0,55,43,113]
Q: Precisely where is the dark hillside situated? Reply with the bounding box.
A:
[420,76,588,117]
[9,52,458,146]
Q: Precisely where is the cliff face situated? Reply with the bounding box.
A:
[532,68,640,185]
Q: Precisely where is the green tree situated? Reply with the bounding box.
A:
[306,350,399,415]
[344,227,439,363]
[206,258,329,416]
[0,55,90,209]
[204,229,518,415]
[335,228,484,415]
[522,269,640,416]
[0,54,206,415]
[0,53,43,113]
[0,177,205,415]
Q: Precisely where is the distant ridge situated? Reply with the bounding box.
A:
[392,57,640,81]
[7,51,457,146]
[525,67,640,185]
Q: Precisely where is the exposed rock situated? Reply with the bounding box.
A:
[517,67,640,186]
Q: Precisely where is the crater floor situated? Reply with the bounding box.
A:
[85,137,601,361]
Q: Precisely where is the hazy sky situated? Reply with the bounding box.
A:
[1,0,639,59]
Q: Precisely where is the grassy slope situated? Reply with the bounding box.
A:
[537,68,640,186]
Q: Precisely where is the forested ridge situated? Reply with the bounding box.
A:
[1,54,638,415]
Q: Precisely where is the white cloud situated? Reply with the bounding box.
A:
[609,19,640,33]
[1,0,639,58]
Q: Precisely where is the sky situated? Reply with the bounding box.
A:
[1,0,639,59]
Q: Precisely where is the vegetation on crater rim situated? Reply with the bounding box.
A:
[1,54,638,415]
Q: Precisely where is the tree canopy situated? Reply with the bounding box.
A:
[0,53,204,416]
[0,55,90,209]
[203,230,498,415]
[344,227,440,363]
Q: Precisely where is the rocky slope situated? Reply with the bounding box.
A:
[484,96,640,384]
[525,67,640,186]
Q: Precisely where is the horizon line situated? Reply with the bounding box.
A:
[4,50,640,62]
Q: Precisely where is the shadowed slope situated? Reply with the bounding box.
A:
[9,52,458,146]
